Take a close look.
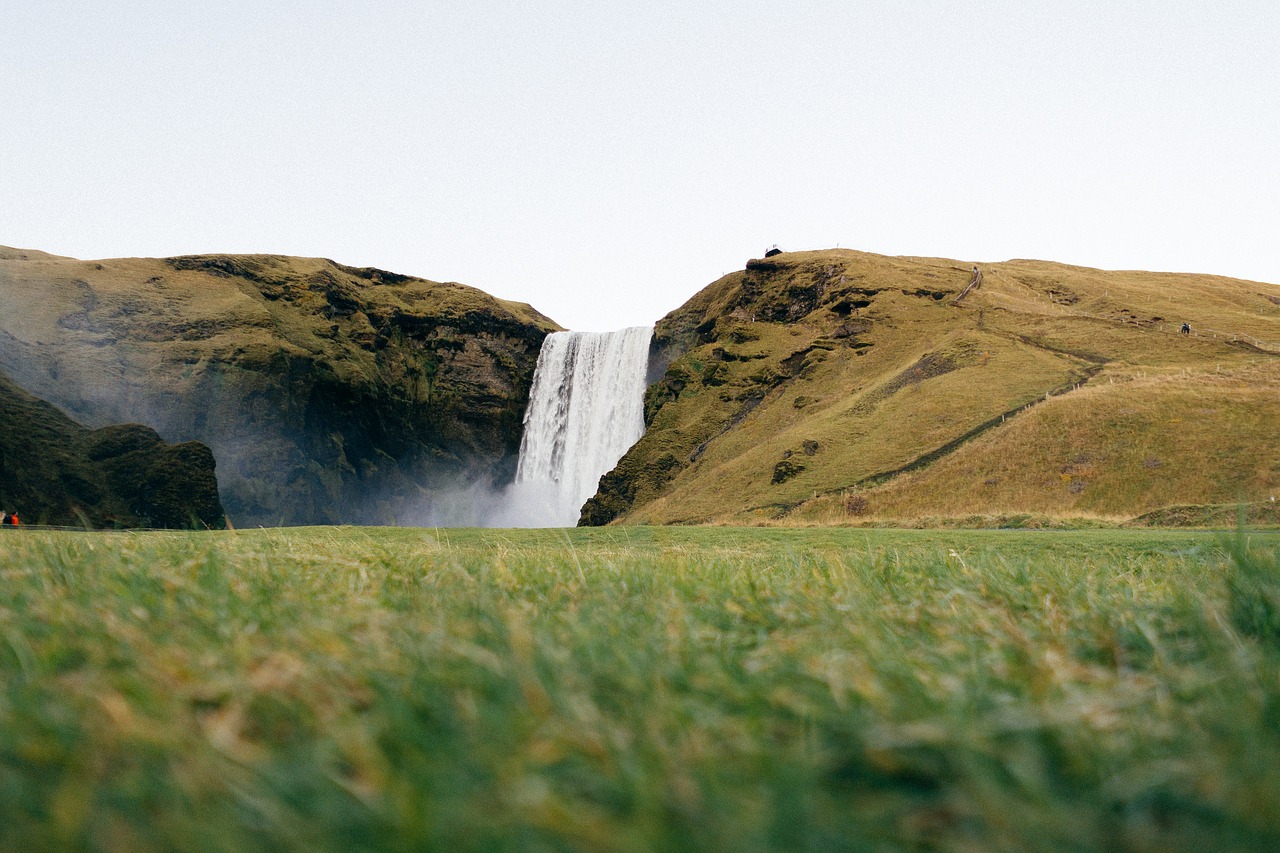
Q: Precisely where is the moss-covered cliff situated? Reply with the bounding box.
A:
[0,369,223,527]
[0,248,560,526]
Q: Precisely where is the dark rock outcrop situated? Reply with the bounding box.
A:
[0,370,224,527]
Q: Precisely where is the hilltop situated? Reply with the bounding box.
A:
[0,248,559,526]
[584,249,1280,526]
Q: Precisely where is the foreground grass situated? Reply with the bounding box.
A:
[2,527,1279,852]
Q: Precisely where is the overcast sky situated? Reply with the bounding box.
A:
[4,1,1277,331]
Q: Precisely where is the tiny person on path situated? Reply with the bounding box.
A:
[1181,322,1191,335]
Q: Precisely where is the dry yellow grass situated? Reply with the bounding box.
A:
[792,364,1280,524]
[600,249,1280,526]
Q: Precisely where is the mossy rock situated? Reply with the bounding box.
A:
[0,369,224,528]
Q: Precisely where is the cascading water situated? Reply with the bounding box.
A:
[501,326,653,527]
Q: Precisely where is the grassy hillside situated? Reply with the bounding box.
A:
[586,249,1280,526]
[0,369,223,527]
[2,526,1279,851]
[793,364,1280,525]
[0,248,560,526]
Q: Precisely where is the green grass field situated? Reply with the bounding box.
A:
[3,526,1280,851]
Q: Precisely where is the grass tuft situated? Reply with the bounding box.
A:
[1227,533,1280,646]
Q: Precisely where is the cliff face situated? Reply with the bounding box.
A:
[0,248,560,526]
[583,249,1280,526]
[0,369,224,528]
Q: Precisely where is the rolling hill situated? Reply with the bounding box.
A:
[584,249,1280,526]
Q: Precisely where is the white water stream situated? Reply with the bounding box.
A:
[500,326,652,527]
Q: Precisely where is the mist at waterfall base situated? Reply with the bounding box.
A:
[412,327,653,528]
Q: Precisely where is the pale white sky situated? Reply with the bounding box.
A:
[4,1,1277,331]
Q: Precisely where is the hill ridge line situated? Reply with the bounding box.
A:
[962,276,1280,354]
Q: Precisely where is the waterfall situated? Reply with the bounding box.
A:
[501,326,653,527]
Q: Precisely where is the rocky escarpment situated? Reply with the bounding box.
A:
[0,248,560,526]
[0,369,223,527]
[583,253,890,525]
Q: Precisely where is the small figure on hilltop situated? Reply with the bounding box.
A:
[1181,322,1191,335]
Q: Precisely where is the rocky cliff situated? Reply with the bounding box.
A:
[0,369,224,527]
[0,248,559,526]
